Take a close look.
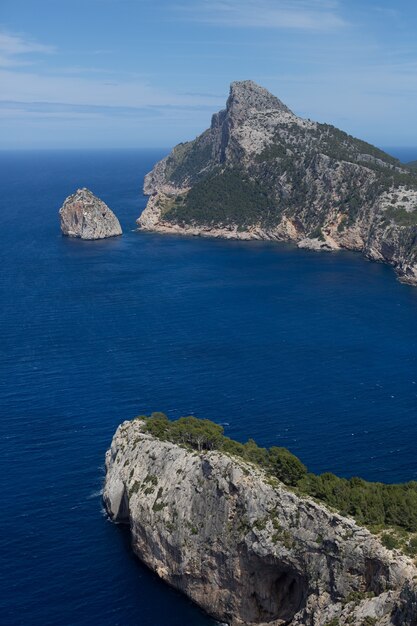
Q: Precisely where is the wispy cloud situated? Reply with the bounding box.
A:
[0,30,55,67]
[0,100,218,119]
[177,0,346,32]
[0,68,223,109]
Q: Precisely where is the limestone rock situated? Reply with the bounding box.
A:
[59,188,122,240]
[138,80,417,286]
[103,419,417,626]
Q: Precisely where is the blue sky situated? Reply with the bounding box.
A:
[1,0,417,149]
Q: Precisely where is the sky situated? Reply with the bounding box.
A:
[1,0,417,149]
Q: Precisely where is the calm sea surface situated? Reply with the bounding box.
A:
[1,148,417,625]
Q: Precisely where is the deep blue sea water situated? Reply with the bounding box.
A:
[384,146,417,163]
[1,148,417,625]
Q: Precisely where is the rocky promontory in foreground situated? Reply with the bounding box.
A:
[104,414,417,626]
[59,188,122,240]
[139,80,417,285]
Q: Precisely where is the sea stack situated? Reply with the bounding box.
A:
[59,188,122,240]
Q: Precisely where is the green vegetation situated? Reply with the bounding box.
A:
[258,124,417,216]
[142,413,305,485]
[343,591,375,606]
[129,480,140,495]
[256,141,289,162]
[315,123,401,167]
[256,120,403,174]
[385,207,417,226]
[142,472,158,495]
[143,413,224,451]
[298,473,417,531]
[309,226,325,241]
[165,131,213,186]
[165,167,273,227]
[381,532,400,550]
[157,108,417,233]
[152,487,166,512]
[138,413,417,535]
[160,121,417,231]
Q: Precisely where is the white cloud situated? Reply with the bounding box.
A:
[0,30,55,67]
[177,0,346,31]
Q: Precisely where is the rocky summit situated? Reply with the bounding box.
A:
[138,80,417,285]
[59,188,122,240]
[104,417,417,626]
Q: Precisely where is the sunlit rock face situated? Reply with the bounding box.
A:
[104,419,417,626]
[59,187,122,240]
[139,80,417,285]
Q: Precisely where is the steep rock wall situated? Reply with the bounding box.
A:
[138,81,417,285]
[103,419,417,626]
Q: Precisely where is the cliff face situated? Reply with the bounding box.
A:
[103,419,417,626]
[59,188,122,240]
[138,80,417,285]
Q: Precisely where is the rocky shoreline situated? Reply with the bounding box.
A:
[137,81,417,287]
[138,196,417,285]
[104,417,417,626]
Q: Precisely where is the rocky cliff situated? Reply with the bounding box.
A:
[103,418,417,626]
[138,80,417,285]
[59,188,122,240]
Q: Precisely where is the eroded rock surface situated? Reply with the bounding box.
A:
[138,80,417,285]
[103,419,417,626]
[59,188,122,240]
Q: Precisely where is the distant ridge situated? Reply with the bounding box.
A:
[139,80,417,286]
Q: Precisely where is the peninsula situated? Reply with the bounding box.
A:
[104,413,417,626]
[138,80,417,285]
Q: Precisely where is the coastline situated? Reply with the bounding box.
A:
[137,197,417,287]
[104,416,417,626]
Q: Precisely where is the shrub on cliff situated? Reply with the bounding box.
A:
[144,413,224,451]
[140,413,417,532]
[297,472,417,531]
[170,416,224,451]
[268,446,307,486]
[141,412,170,438]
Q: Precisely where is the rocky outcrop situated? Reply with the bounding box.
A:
[59,188,122,240]
[103,419,417,626]
[138,80,417,285]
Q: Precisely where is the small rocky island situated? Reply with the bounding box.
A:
[104,414,417,626]
[139,80,417,285]
[59,188,122,240]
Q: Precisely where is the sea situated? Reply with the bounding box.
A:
[1,146,417,625]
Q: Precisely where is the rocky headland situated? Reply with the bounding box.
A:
[138,80,417,285]
[59,188,122,240]
[103,415,417,626]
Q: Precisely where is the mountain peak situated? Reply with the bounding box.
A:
[227,80,292,117]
